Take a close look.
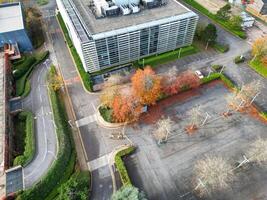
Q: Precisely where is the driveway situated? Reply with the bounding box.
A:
[22,59,57,188]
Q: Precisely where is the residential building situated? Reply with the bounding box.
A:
[0,2,33,52]
[56,0,198,73]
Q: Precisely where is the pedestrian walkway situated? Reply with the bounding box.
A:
[88,153,111,171]
[75,114,96,127]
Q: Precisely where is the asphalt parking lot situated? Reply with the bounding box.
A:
[124,82,267,200]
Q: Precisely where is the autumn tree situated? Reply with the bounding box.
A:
[112,94,142,123]
[194,156,234,196]
[131,66,161,105]
[261,56,267,67]
[251,36,267,61]
[163,70,200,96]
[153,117,173,144]
[48,73,64,91]
[246,138,267,165]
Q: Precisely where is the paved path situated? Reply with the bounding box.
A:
[21,59,57,188]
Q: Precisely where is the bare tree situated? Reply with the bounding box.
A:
[225,93,244,113]
[246,138,267,165]
[104,73,124,88]
[238,80,263,105]
[153,117,173,144]
[186,106,203,131]
[194,156,234,196]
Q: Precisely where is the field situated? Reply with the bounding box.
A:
[124,81,267,200]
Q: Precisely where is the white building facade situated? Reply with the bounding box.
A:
[57,0,198,73]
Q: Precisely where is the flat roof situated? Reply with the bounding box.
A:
[0,2,24,33]
[72,0,192,35]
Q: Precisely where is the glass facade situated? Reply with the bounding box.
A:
[82,15,198,72]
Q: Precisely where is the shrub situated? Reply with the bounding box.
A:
[99,106,113,122]
[17,66,76,200]
[213,43,229,53]
[234,55,245,64]
[57,171,91,200]
[13,56,36,79]
[201,73,220,84]
[211,64,223,72]
[115,146,135,186]
[13,111,35,167]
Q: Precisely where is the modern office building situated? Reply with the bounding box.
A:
[57,0,198,73]
[0,2,33,52]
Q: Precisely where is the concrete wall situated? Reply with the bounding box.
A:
[0,29,33,52]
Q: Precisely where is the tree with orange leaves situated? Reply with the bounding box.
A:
[163,70,200,96]
[131,66,161,105]
[112,94,142,123]
[251,36,267,61]
[261,56,267,67]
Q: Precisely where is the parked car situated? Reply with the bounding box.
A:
[195,70,204,79]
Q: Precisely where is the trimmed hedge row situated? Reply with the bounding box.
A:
[13,56,37,80]
[15,51,50,96]
[13,111,35,167]
[17,66,76,200]
[201,72,236,89]
[136,45,199,67]
[115,146,135,186]
[57,13,93,92]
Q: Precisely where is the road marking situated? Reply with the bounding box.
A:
[88,153,112,171]
[75,114,97,127]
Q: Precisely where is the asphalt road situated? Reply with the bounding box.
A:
[21,59,57,188]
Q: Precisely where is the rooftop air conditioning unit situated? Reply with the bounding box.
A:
[129,3,140,13]
[120,5,131,15]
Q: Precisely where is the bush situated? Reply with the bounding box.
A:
[211,64,223,72]
[99,106,113,122]
[13,111,35,167]
[213,43,229,53]
[201,73,221,84]
[13,56,36,79]
[234,55,245,64]
[17,66,76,200]
[115,146,135,186]
[57,171,91,200]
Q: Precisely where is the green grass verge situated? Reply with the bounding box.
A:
[249,59,267,78]
[182,0,246,39]
[16,66,76,200]
[115,146,135,186]
[57,13,93,92]
[136,45,199,67]
[15,51,49,97]
[13,111,35,167]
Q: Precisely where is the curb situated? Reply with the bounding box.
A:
[55,13,98,96]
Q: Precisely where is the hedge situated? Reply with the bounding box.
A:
[57,13,93,92]
[13,111,35,167]
[13,56,37,80]
[234,55,245,64]
[201,72,236,89]
[136,45,199,67]
[115,146,135,186]
[181,0,246,39]
[17,66,76,200]
[15,51,50,96]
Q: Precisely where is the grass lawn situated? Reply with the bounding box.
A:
[99,106,113,122]
[249,59,267,78]
[181,0,246,39]
[136,45,199,67]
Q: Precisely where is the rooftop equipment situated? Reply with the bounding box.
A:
[120,5,131,15]
[129,3,140,13]
[112,0,140,6]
